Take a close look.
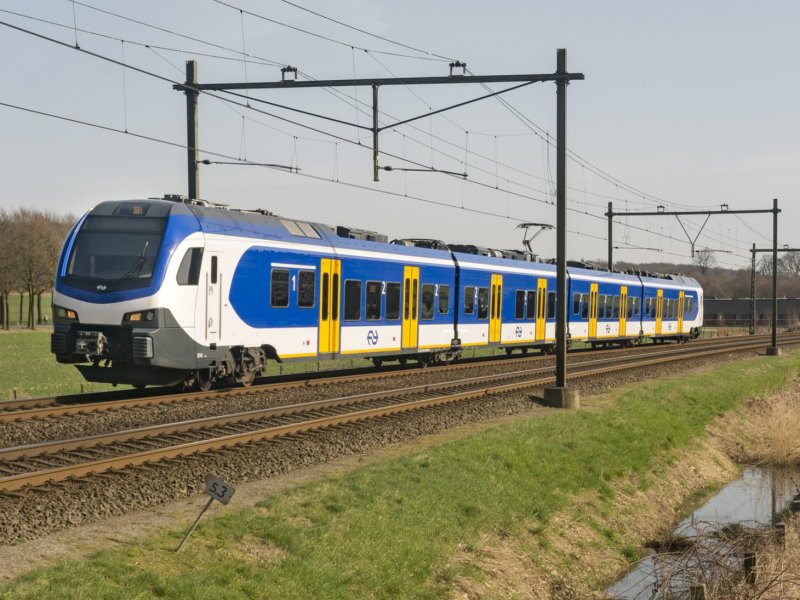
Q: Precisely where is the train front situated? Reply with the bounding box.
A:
[51,198,202,387]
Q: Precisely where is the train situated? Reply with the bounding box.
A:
[50,195,703,389]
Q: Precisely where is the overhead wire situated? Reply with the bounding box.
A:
[5,6,766,263]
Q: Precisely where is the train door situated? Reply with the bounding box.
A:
[489,274,503,343]
[200,253,221,345]
[402,266,420,348]
[678,291,685,334]
[588,283,598,338]
[619,286,627,337]
[319,258,341,354]
[655,289,663,334]
[535,278,548,340]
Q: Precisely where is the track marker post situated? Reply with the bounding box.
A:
[175,474,235,553]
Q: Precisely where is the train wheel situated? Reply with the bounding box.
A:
[399,357,408,365]
[372,357,383,367]
[195,370,213,392]
[505,348,514,356]
[239,372,255,387]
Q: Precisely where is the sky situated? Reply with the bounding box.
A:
[0,0,798,269]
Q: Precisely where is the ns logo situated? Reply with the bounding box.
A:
[367,330,379,346]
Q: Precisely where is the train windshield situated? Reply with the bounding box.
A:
[64,215,166,291]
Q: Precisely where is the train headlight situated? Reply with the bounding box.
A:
[53,305,79,322]
[123,310,157,324]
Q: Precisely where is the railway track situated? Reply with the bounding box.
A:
[0,333,787,424]
[1,333,795,495]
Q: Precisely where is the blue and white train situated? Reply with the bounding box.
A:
[51,196,703,389]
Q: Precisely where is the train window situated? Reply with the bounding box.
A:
[612,295,620,319]
[580,293,589,319]
[365,281,381,320]
[344,280,362,321]
[547,291,557,319]
[477,287,489,319]
[572,293,581,316]
[526,291,536,319]
[626,296,634,319]
[332,273,339,321]
[515,290,525,319]
[412,280,418,320]
[271,269,290,307]
[211,256,218,284]
[464,286,476,315]
[633,297,640,316]
[604,295,613,319]
[176,247,203,285]
[404,279,410,319]
[686,297,693,315]
[321,273,329,319]
[298,271,315,308]
[421,284,435,320]
[438,285,450,315]
[386,282,401,320]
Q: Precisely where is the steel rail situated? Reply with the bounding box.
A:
[0,335,791,493]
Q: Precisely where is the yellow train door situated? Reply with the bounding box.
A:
[588,283,598,338]
[619,286,627,337]
[489,274,503,343]
[678,291,685,334]
[402,266,420,348]
[319,258,341,354]
[655,289,663,334]
[535,278,548,340]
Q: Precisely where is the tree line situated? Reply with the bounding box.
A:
[0,209,75,330]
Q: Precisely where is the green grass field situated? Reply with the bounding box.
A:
[2,350,797,598]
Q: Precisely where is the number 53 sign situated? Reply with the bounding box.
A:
[205,474,235,505]
[176,474,236,552]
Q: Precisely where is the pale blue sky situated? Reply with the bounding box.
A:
[1,1,797,268]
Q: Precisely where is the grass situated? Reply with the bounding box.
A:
[0,330,120,399]
[2,351,798,598]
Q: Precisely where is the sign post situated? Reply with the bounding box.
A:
[175,474,235,553]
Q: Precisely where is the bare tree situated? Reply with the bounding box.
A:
[693,249,717,274]
[779,252,800,277]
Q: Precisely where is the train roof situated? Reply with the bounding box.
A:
[88,197,702,288]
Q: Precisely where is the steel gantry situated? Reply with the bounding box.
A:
[606,199,782,355]
[174,51,585,405]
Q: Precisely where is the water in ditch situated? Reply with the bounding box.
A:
[606,466,800,599]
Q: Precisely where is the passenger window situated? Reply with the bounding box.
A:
[386,282,401,320]
[634,297,640,316]
[515,290,525,319]
[438,285,450,315]
[344,280,361,321]
[686,297,693,315]
[547,291,556,319]
[421,284,435,320]
[365,281,381,320]
[612,295,620,319]
[477,287,489,319]
[464,286,476,315]
[526,291,536,319]
[581,293,589,319]
[626,296,634,319]
[176,247,203,285]
[271,269,289,307]
[298,270,315,308]
[572,293,581,316]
